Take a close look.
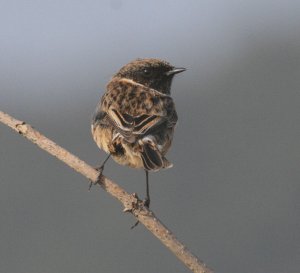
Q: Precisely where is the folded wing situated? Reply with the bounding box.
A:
[107,108,166,140]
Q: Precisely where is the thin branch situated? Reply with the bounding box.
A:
[0,110,213,273]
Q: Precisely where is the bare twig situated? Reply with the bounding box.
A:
[0,110,213,273]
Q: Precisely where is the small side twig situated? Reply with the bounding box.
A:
[0,110,213,273]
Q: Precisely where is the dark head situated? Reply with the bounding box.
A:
[114,58,185,94]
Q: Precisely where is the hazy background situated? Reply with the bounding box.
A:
[0,1,299,272]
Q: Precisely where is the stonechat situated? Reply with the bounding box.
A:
[91,58,185,207]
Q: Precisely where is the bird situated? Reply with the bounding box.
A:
[91,58,185,208]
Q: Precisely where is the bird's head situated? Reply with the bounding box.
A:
[114,58,185,94]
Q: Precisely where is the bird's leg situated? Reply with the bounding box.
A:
[89,154,111,190]
[144,170,150,208]
[96,153,111,172]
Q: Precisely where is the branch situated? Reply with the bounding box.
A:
[0,110,213,273]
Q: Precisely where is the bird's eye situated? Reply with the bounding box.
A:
[142,68,152,77]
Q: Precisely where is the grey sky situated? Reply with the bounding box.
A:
[1,1,299,272]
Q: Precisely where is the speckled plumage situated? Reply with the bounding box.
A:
[91,58,185,171]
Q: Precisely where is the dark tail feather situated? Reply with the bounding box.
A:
[141,143,163,171]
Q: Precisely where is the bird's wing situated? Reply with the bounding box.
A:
[106,86,177,137]
[107,108,167,139]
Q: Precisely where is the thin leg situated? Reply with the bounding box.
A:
[89,153,111,190]
[144,170,150,208]
[97,153,111,171]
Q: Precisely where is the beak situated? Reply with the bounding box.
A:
[165,67,186,76]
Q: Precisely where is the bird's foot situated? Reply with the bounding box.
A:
[143,197,150,208]
[88,165,104,191]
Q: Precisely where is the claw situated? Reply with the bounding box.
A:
[131,220,140,229]
[88,166,103,191]
[89,154,111,191]
[88,181,93,191]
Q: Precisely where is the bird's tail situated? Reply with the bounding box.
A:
[139,138,173,171]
